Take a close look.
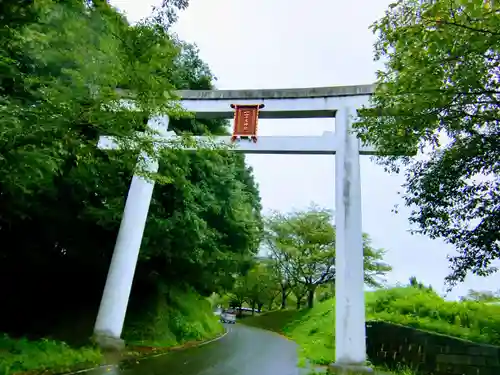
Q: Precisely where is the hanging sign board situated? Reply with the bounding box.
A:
[231,104,264,143]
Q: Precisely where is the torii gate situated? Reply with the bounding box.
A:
[94,84,376,373]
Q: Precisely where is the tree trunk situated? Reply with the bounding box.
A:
[268,300,274,310]
[267,293,277,311]
[307,287,315,308]
[281,288,287,309]
[296,298,302,309]
[251,300,256,315]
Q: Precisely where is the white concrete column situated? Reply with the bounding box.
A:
[93,116,169,347]
[333,107,369,369]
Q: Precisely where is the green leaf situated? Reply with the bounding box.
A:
[354,0,500,287]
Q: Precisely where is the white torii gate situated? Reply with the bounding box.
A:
[94,84,376,373]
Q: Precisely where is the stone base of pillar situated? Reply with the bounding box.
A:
[93,333,125,352]
[328,363,374,374]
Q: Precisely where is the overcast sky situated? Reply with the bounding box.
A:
[110,0,500,299]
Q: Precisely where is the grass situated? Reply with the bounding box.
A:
[0,335,102,375]
[365,287,500,343]
[240,286,500,373]
[0,287,224,375]
[123,287,224,347]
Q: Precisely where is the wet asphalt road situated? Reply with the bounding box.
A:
[87,324,300,375]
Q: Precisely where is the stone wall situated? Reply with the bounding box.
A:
[366,321,500,375]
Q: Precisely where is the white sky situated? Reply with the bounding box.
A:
[110,0,500,299]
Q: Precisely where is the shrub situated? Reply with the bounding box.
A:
[0,335,102,375]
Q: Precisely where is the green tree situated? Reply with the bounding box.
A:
[264,242,293,309]
[363,233,393,288]
[0,0,176,338]
[229,275,250,314]
[150,0,190,30]
[0,0,262,342]
[289,282,308,309]
[265,206,392,308]
[227,260,276,314]
[354,0,500,287]
[408,276,433,291]
[246,260,281,313]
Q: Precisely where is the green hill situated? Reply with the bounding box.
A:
[241,286,500,367]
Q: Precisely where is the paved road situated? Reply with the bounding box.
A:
[87,324,301,375]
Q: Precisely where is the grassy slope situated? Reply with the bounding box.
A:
[241,286,500,367]
[0,288,223,375]
[0,337,102,375]
[123,287,224,347]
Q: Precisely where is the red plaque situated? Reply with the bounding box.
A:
[231,104,262,142]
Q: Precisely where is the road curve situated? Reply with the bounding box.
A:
[86,324,300,375]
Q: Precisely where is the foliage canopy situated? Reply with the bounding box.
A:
[355,0,500,286]
[0,0,262,340]
[256,206,392,308]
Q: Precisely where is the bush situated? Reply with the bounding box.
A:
[0,335,102,375]
[123,286,224,347]
[367,287,500,345]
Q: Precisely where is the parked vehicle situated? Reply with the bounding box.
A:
[220,308,236,324]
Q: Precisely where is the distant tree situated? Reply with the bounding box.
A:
[408,276,433,291]
[461,289,500,302]
[244,261,278,314]
[265,206,392,308]
[290,282,309,310]
[264,243,293,309]
[229,276,249,314]
[363,234,394,288]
